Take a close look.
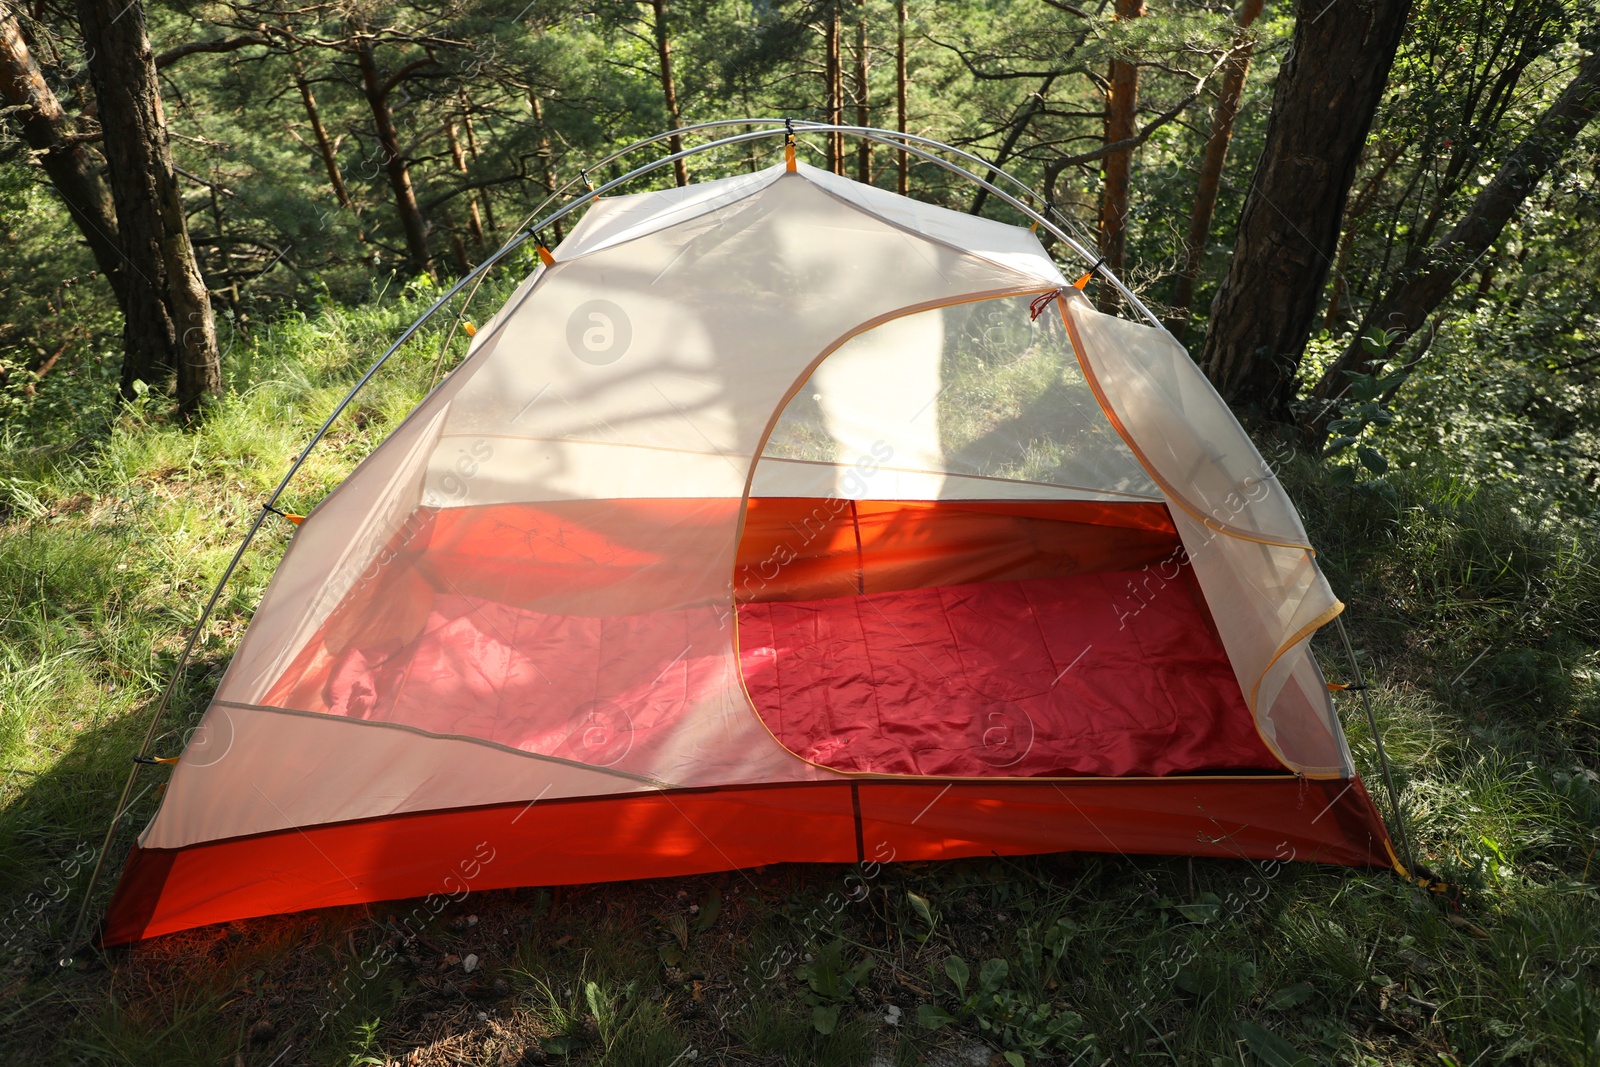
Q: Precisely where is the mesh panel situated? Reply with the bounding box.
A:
[759,295,1160,502]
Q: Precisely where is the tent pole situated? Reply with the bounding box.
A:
[1333,613,1417,877]
[62,123,1178,962]
[60,226,538,965]
[497,119,1157,332]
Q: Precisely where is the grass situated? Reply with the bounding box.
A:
[0,280,1597,1065]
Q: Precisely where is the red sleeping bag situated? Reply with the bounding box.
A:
[737,570,1279,778]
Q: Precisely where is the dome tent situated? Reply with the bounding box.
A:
[99,127,1404,946]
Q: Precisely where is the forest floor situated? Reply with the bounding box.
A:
[0,283,1597,1066]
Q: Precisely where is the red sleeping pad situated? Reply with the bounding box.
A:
[737,570,1280,778]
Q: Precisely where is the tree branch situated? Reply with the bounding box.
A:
[154,33,268,69]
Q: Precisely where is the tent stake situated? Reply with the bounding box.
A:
[1333,613,1417,878]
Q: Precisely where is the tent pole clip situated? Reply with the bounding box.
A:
[132,754,179,766]
[1073,256,1107,291]
[1327,682,1370,692]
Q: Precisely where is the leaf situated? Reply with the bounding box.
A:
[1175,902,1221,924]
[917,1003,956,1030]
[1479,834,1509,865]
[978,957,1009,994]
[1324,434,1360,454]
[907,891,935,930]
[1237,1020,1316,1067]
[812,1003,840,1035]
[1004,1053,1026,1067]
[945,955,969,997]
[1328,465,1358,487]
[584,980,604,1022]
[845,956,876,989]
[657,942,684,966]
[1264,983,1315,1010]
[1358,446,1389,474]
[694,887,722,932]
[667,912,689,951]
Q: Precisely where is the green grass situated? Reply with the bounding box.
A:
[1,285,1597,1065]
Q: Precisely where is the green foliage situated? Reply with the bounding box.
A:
[919,948,1096,1063]
[795,939,874,1035]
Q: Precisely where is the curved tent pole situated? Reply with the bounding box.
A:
[501,118,1156,329]
[64,122,1393,960]
[63,128,793,962]
[62,226,540,962]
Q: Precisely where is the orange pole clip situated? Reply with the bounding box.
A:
[284,513,305,525]
[1073,255,1107,291]
[537,246,554,266]
[785,140,797,172]
[463,321,477,337]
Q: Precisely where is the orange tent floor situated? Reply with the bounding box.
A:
[102,776,1395,945]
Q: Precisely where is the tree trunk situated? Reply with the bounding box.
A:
[1097,0,1144,312]
[353,30,433,277]
[460,94,496,235]
[854,7,870,183]
[0,4,126,308]
[77,0,220,413]
[445,117,484,247]
[530,93,563,242]
[1164,0,1264,337]
[896,0,908,194]
[292,58,352,210]
[1308,41,1600,424]
[1197,0,1411,423]
[826,4,842,172]
[650,0,688,187]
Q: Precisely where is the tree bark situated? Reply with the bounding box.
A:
[826,3,842,172]
[896,0,908,194]
[1308,40,1600,421]
[460,94,496,235]
[0,4,126,308]
[1197,0,1411,423]
[353,30,433,277]
[1164,0,1264,337]
[1096,0,1144,311]
[854,6,870,183]
[530,92,563,241]
[292,57,352,210]
[445,117,483,247]
[649,0,688,187]
[77,0,220,413]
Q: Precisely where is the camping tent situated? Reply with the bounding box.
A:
[102,154,1399,945]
